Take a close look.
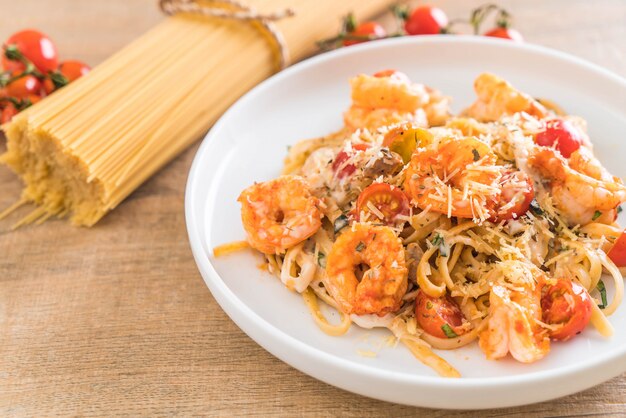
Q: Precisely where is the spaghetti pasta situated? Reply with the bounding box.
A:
[0,0,393,227]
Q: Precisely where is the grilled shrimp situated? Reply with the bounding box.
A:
[238,175,323,254]
[464,73,547,122]
[528,147,626,225]
[479,283,550,363]
[343,73,431,131]
[325,223,408,316]
[403,136,501,220]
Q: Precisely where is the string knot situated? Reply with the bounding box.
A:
[159,0,295,70]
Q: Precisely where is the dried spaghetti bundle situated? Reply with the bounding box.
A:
[0,0,392,226]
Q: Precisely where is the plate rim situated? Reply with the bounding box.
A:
[185,35,626,405]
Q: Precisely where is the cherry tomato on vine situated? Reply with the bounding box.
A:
[541,279,593,341]
[484,27,524,42]
[59,60,90,82]
[343,22,387,46]
[491,169,534,222]
[404,6,449,35]
[608,230,626,267]
[356,183,410,225]
[332,143,370,178]
[2,29,58,73]
[534,118,583,158]
[5,72,42,99]
[1,103,18,124]
[416,290,467,339]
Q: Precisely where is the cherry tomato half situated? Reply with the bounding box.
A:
[541,279,593,341]
[356,183,410,225]
[404,6,449,35]
[484,27,524,42]
[343,22,387,47]
[416,290,467,339]
[5,72,42,99]
[59,60,90,82]
[332,143,370,178]
[491,169,534,222]
[1,103,18,124]
[382,124,433,164]
[2,29,58,73]
[535,119,583,158]
[608,230,626,267]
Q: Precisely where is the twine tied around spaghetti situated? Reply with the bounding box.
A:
[159,0,295,70]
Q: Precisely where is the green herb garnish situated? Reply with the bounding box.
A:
[317,252,326,268]
[597,280,608,309]
[441,324,458,338]
[431,233,448,257]
[355,241,365,252]
[592,210,602,221]
[333,214,349,234]
[618,206,623,214]
[529,199,544,216]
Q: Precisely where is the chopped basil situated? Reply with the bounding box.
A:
[618,206,623,214]
[472,148,480,162]
[441,324,458,338]
[529,199,544,216]
[355,241,365,252]
[597,280,607,309]
[431,233,448,257]
[592,210,602,221]
[333,214,349,234]
[317,252,326,268]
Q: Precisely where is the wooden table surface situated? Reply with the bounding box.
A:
[1,0,625,416]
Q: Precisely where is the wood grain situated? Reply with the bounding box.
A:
[1,0,625,416]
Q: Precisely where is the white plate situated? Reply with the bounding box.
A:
[185,36,626,409]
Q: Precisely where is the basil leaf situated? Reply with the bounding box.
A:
[441,324,458,338]
[333,214,349,234]
[597,280,607,309]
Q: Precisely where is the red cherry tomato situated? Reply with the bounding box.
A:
[492,169,534,222]
[484,27,524,42]
[1,103,18,124]
[42,78,55,95]
[332,143,370,178]
[608,230,626,267]
[541,279,593,341]
[416,290,467,339]
[24,93,41,106]
[58,60,90,82]
[356,183,410,225]
[343,22,387,46]
[2,29,58,73]
[404,6,449,35]
[5,72,42,99]
[535,119,583,158]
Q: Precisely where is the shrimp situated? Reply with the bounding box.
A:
[528,147,626,225]
[343,73,431,131]
[403,136,502,220]
[238,175,323,254]
[325,223,408,316]
[463,73,547,122]
[479,283,550,363]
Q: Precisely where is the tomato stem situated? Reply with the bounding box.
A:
[469,3,513,34]
[3,44,46,79]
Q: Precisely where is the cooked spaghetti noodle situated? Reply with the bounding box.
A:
[224,71,626,377]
